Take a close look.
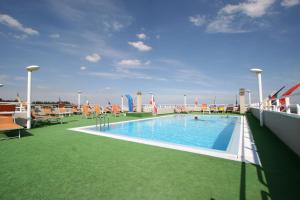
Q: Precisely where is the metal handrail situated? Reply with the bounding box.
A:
[96,114,110,130]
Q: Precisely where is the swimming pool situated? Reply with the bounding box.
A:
[71,115,242,160]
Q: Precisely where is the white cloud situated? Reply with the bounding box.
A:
[281,0,300,7]
[49,1,132,34]
[117,59,142,66]
[189,15,206,26]
[85,53,101,63]
[49,33,60,38]
[128,41,152,52]
[116,59,151,71]
[0,13,39,35]
[80,66,87,70]
[206,15,247,33]
[156,35,160,39]
[195,0,276,33]
[89,72,119,79]
[220,0,276,18]
[136,33,147,39]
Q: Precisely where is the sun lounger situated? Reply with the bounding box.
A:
[210,105,218,113]
[174,106,188,113]
[201,103,210,114]
[104,105,112,113]
[226,105,234,113]
[72,106,81,115]
[82,104,93,118]
[94,105,103,117]
[43,106,53,115]
[32,109,63,126]
[41,106,65,123]
[112,104,120,117]
[218,106,226,113]
[0,115,23,139]
[58,105,72,116]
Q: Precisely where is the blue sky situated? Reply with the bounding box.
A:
[0,0,299,105]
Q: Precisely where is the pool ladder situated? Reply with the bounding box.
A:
[96,114,110,130]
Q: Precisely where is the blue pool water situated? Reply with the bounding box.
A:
[89,115,239,151]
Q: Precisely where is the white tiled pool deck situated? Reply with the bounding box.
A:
[70,115,261,165]
[242,116,261,165]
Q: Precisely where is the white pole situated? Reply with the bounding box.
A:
[26,65,40,129]
[77,91,81,109]
[184,95,187,107]
[250,68,263,127]
[296,104,300,115]
[248,91,252,106]
[285,97,290,113]
[257,72,263,127]
[26,71,32,129]
[121,95,124,112]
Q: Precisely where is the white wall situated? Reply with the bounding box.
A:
[251,108,300,157]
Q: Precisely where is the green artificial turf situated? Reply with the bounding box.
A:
[0,113,299,199]
[125,112,153,117]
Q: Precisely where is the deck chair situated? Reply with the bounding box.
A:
[210,105,218,113]
[59,106,66,114]
[104,105,112,113]
[112,104,120,117]
[226,106,234,113]
[43,106,54,115]
[218,105,225,113]
[72,106,81,115]
[58,106,72,116]
[31,109,62,126]
[82,104,92,118]
[181,106,188,113]
[94,105,103,117]
[201,103,210,114]
[174,106,182,113]
[0,115,23,139]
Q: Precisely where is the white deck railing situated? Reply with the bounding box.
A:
[251,92,300,115]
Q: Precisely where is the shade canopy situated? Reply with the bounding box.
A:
[250,68,263,73]
[26,65,40,72]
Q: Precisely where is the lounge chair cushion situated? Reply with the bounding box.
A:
[0,115,23,131]
[0,123,23,131]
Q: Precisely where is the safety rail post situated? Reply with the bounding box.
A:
[276,99,280,112]
[296,104,300,115]
[267,100,270,111]
[285,97,291,113]
[271,105,275,111]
